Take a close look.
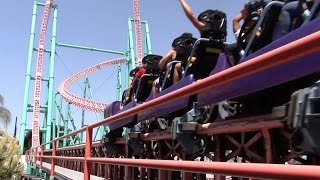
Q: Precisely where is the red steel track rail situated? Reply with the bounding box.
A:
[86,158,320,180]
[32,0,53,149]
[133,0,143,67]
[58,58,125,112]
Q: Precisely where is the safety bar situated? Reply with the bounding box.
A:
[182,38,210,78]
[242,1,286,57]
[160,60,182,91]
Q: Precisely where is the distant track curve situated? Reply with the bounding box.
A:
[58,57,126,112]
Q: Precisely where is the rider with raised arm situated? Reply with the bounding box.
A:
[178,0,205,34]
[178,0,227,40]
[178,0,229,79]
[233,4,251,40]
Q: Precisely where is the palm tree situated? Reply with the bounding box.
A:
[0,130,23,180]
[0,95,11,127]
[0,96,22,180]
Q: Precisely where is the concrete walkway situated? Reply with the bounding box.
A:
[38,161,104,180]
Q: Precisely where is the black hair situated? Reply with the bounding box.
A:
[245,0,265,14]
[171,32,195,49]
[129,67,141,77]
[141,54,163,75]
[198,9,214,22]
[197,9,227,41]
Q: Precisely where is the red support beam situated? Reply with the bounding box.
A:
[50,140,56,179]
[140,119,283,142]
[125,141,131,180]
[33,147,37,164]
[49,156,85,161]
[158,169,168,180]
[198,120,283,135]
[262,129,272,163]
[140,167,146,180]
[40,145,44,171]
[84,127,93,180]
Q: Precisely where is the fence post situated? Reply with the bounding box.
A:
[39,145,44,174]
[33,147,37,165]
[25,150,29,163]
[50,140,56,180]
[84,127,93,180]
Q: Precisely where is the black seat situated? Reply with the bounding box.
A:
[135,74,158,103]
[134,54,162,103]
[240,1,285,58]
[184,10,227,80]
[159,33,196,91]
[184,39,224,81]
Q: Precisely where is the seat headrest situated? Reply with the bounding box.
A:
[142,54,163,65]
[172,33,197,52]
[129,67,141,77]
[197,9,226,23]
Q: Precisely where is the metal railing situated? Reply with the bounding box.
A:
[27,31,320,180]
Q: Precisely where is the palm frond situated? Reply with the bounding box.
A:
[0,107,11,127]
[0,95,3,106]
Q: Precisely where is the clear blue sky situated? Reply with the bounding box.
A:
[0,0,247,138]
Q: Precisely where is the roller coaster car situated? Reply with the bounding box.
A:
[240,0,320,57]
[214,0,320,117]
[102,54,162,143]
[137,10,228,120]
[139,30,229,125]
[102,3,320,156]
[169,6,320,155]
[199,14,320,114]
[102,12,229,140]
[122,55,162,105]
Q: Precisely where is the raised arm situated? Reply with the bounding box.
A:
[158,49,176,70]
[178,0,205,33]
[233,6,249,39]
[233,14,243,38]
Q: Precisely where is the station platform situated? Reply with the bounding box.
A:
[37,161,104,180]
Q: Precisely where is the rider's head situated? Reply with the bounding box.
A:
[172,32,195,52]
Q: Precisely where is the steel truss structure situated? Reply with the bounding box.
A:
[22,0,320,180]
[20,0,151,153]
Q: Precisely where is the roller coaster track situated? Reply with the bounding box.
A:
[58,0,142,112]
[58,57,125,112]
[26,0,320,178]
[31,0,53,148]
[31,0,126,149]
[133,0,143,67]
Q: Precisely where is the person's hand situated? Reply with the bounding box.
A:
[240,6,249,20]
[302,9,310,20]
